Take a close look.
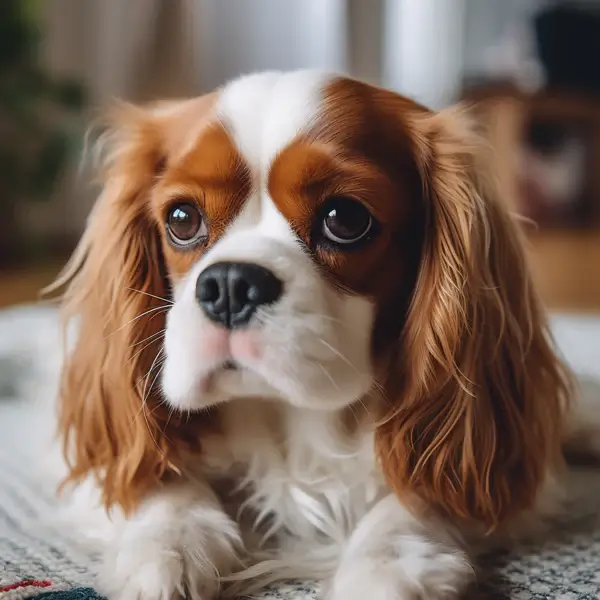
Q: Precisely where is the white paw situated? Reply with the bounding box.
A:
[96,508,241,600]
[98,547,193,600]
[97,541,220,600]
[91,482,242,600]
[328,544,473,600]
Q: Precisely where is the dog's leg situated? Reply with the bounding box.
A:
[328,495,473,600]
[95,479,241,600]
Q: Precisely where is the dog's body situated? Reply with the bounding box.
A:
[48,70,600,600]
[56,388,599,600]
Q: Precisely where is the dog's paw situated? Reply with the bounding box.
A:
[92,483,242,600]
[96,511,241,600]
[328,546,472,600]
[97,547,197,600]
[97,541,221,600]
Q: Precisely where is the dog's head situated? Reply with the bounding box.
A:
[58,71,570,529]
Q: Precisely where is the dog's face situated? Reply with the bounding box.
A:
[155,72,422,411]
[59,70,569,530]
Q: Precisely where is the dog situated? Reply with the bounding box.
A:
[50,70,600,600]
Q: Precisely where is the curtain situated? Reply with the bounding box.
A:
[43,0,351,103]
[40,0,209,235]
[382,0,467,109]
[42,0,205,104]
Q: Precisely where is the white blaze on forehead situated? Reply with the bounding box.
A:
[212,70,334,245]
[216,71,282,170]
[217,69,333,173]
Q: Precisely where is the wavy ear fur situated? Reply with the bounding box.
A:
[55,103,203,513]
[375,107,572,531]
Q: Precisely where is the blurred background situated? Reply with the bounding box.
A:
[1,0,599,312]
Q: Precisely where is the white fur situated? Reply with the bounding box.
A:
[218,69,331,173]
[51,71,600,600]
[328,496,473,600]
[96,481,241,600]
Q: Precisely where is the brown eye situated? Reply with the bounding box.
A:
[166,203,207,246]
[321,197,373,245]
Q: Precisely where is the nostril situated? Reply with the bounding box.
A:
[197,277,220,303]
[255,273,282,305]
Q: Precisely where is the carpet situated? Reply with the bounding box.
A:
[1,304,600,599]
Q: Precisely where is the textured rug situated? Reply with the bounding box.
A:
[1,305,600,600]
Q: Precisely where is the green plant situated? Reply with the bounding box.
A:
[0,0,86,263]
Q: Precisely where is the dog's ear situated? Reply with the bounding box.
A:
[375,107,572,530]
[54,97,215,513]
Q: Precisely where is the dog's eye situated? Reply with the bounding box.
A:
[321,197,373,245]
[166,203,207,247]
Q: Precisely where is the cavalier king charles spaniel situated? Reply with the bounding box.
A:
[50,70,600,600]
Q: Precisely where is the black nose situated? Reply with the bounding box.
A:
[196,262,283,328]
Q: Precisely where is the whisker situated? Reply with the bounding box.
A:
[157,398,179,447]
[129,329,166,363]
[256,313,364,371]
[142,366,166,453]
[347,402,360,425]
[318,363,340,393]
[132,328,167,349]
[357,397,377,423]
[105,305,171,340]
[133,349,165,424]
[318,343,384,421]
[368,377,387,397]
[308,313,350,327]
[144,366,165,414]
[300,312,361,335]
[140,349,166,387]
[256,314,378,388]
[127,287,174,305]
[317,338,364,376]
[165,402,176,430]
[316,338,388,404]
[132,349,167,456]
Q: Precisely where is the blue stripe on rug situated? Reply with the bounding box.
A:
[30,589,104,600]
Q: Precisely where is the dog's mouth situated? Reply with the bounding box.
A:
[200,359,243,397]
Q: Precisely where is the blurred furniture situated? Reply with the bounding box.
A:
[0,0,86,268]
[464,83,600,313]
[534,3,600,95]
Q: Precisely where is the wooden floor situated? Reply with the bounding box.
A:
[0,232,599,312]
[527,231,600,313]
[0,263,64,308]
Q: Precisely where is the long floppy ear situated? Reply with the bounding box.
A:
[375,107,573,531]
[54,101,205,513]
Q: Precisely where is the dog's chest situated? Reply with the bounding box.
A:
[205,400,385,541]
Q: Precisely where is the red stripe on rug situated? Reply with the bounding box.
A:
[0,580,53,592]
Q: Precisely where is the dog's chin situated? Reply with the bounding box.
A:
[217,366,279,399]
[162,359,373,413]
[162,362,281,412]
